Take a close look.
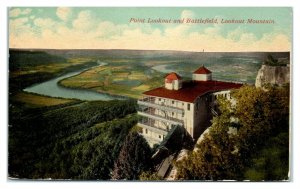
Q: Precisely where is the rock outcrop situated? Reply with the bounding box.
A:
[255,64,290,88]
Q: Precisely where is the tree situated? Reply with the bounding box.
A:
[175,97,243,180]
[175,85,289,180]
[111,132,152,180]
[244,132,289,181]
[233,85,289,160]
[264,54,278,65]
[139,171,163,181]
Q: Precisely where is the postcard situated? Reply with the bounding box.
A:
[8,7,291,181]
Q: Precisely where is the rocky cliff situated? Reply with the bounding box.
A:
[255,64,290,88]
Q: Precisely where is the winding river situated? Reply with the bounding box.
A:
[24,62,121,101]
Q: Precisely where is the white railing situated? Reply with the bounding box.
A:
[138,97,184,114]
[138,121,169,135]
[138,110,184,126]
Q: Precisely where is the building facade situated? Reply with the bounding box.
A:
[137,66,242,147]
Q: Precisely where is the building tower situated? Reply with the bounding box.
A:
[192,65,212,81]
[165,72,182,90]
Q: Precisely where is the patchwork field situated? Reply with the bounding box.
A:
[60,64,164,99]
[59,55,263,99]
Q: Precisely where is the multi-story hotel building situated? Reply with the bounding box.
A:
[137,66,242,147]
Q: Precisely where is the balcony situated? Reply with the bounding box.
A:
[138,118,169,135]
[138,97,184,114]
[138,107,184,126]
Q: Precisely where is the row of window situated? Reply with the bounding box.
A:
[210,93,230,101]
[154,109,185,119]
[158,98,191,111]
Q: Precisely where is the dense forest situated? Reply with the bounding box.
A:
[9,99,140,179]
[112,132,153,180]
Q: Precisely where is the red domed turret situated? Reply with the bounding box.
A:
[193,65,212,81]
[165,72,181,83]
[165,72,182,90]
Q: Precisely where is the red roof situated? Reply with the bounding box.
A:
[143,80,242,103]
[165,72,181,80]
[193,66,212,74]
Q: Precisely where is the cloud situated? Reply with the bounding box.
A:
[9,8,32,18]
[9,9,21,18]
[9,17,30,35]
[227,27,244,41]
[9,9,291,52]
[22,8,32,15]
[164,25,190,37]
[239,33,257,45]
[204,25,221,36]
[34,18,57,29]
[164,10,197,37]
[72,10,96,31]
[56,7,72,22]
[181,10,196,19]
[96,21,124,37]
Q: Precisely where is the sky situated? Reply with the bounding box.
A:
[9,7,292,52]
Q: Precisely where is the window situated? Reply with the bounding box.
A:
[225,93,227,98]
[187,103,190,111]
[172,100,174,104]
[159,135,161,139]
[145,129,148,134]
[159,98,161,101]
[172,112,174,116]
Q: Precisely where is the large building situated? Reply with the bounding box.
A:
[137,66,243,147]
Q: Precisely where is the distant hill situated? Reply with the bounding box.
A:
[9,49,67,71]
[10,48,290,60]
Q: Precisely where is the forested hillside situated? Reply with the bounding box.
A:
[9,50,66,70]
[175,85,289,181]
[9,100,138,179]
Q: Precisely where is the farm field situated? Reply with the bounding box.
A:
[60,62,164,99]
[58,51,279,99]
[11,92,75,107]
